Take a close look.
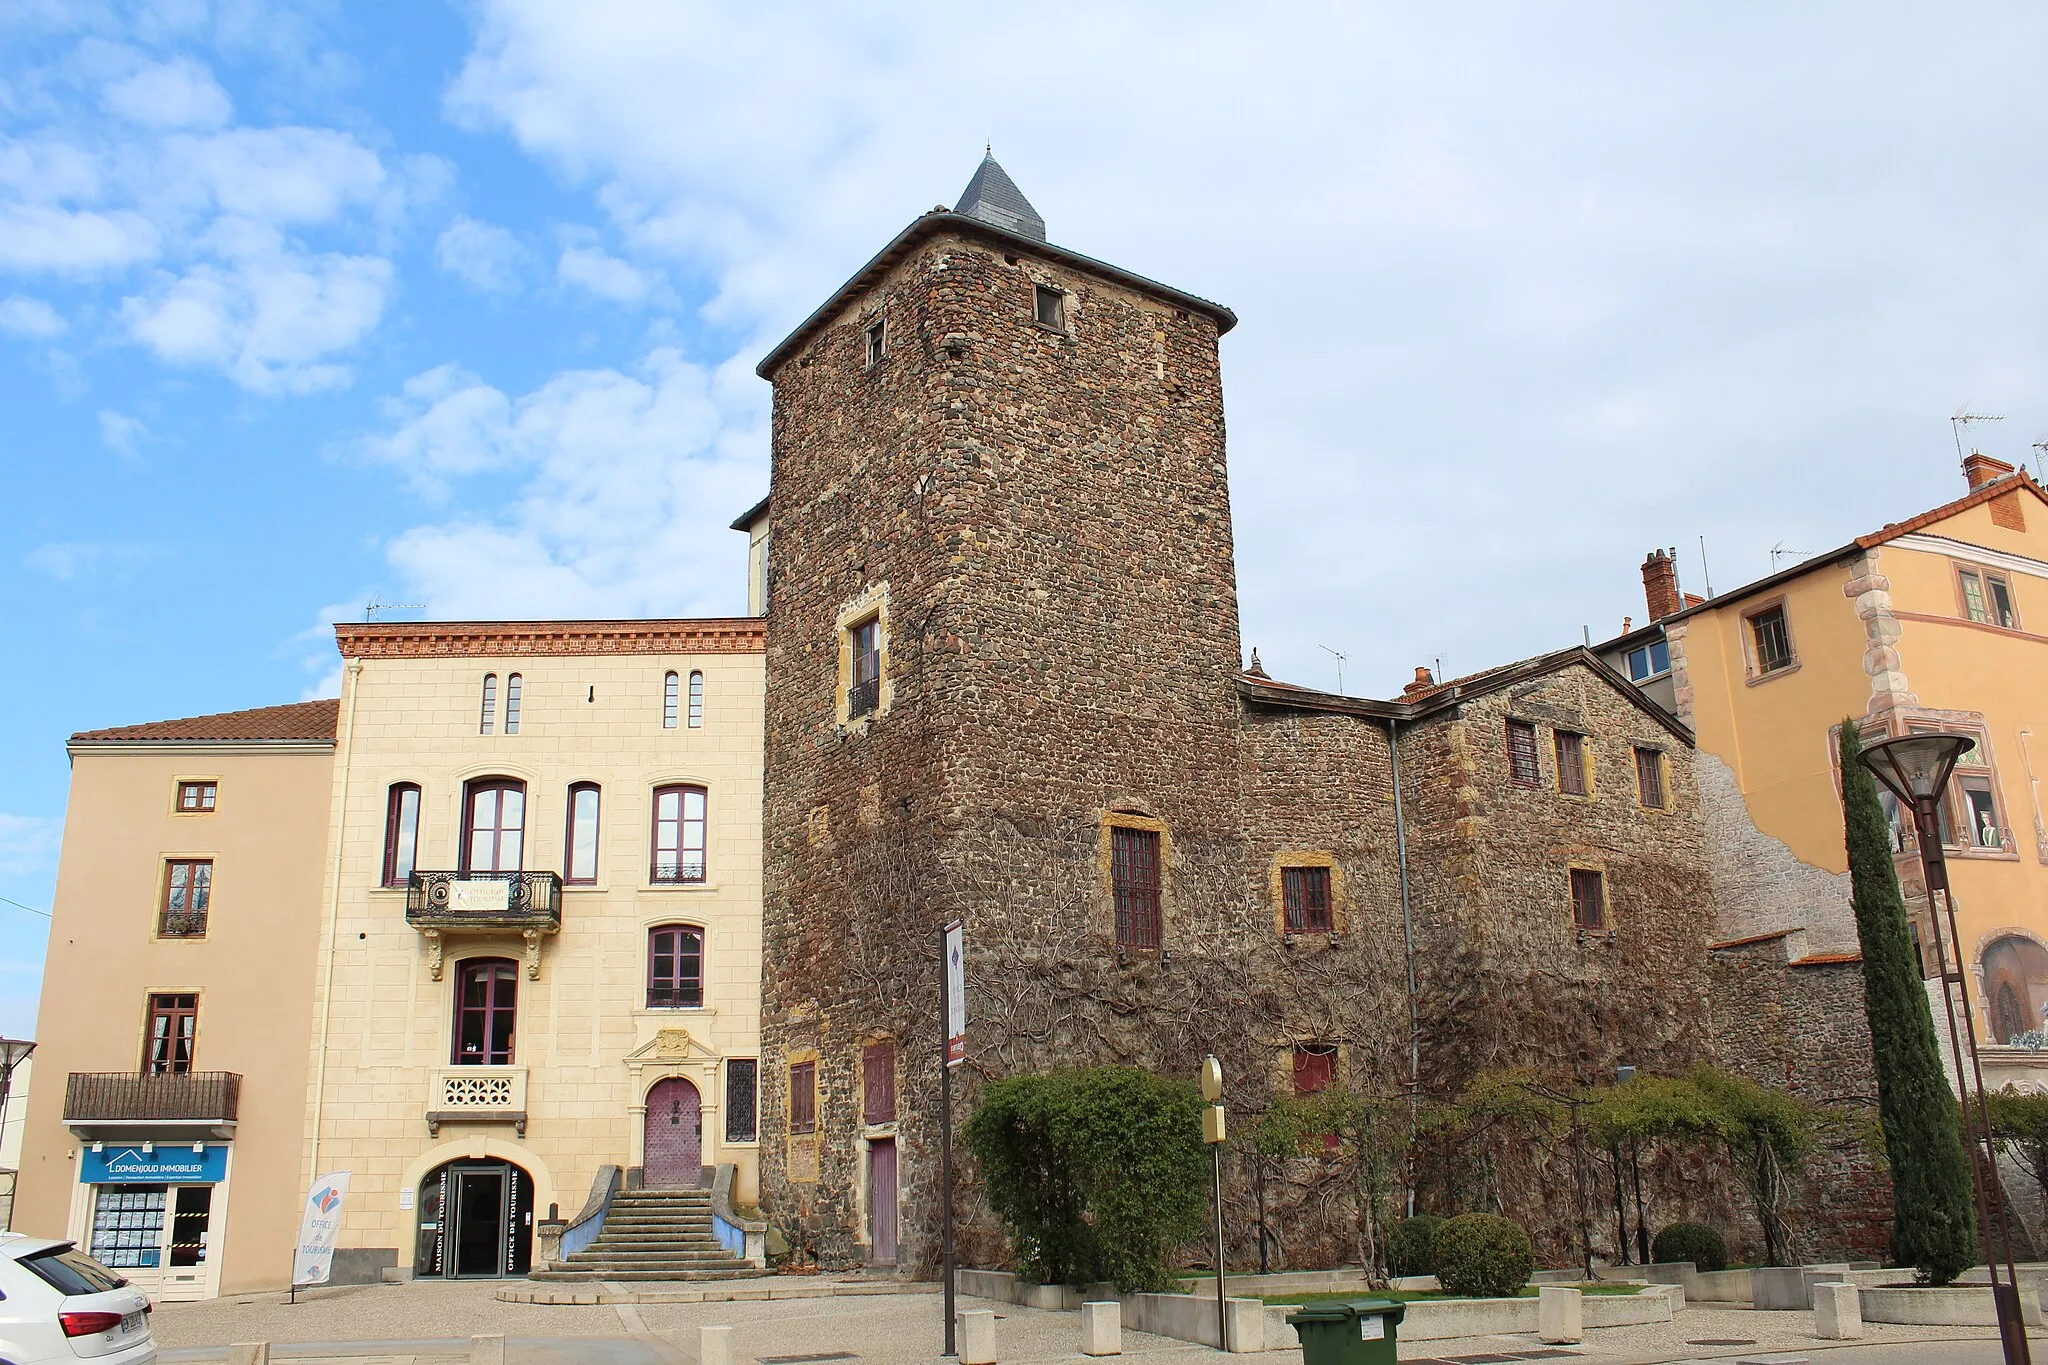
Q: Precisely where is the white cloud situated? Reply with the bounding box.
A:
[556,242,655,305]
[0,203,159,273]
[100,54,232,128]
[22,539,159,580]
[122,244,392,392]
[0,815,61,877]
[0,295,65,337]
[371,348,763,618]
[436,215,527,293]
[167,126,386,224]
[98,409,151,461]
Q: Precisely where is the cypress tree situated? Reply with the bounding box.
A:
[1838,720,1976,1284]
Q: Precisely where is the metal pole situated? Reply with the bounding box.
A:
[1212,1143,1228,1352]
[1913,801,2028,1365]
[1937,879,2032,1365]
[1255,1154,1270,1275]
[940,925,956,1359]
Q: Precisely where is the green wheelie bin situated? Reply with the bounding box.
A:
[1285,1298,1405,1365]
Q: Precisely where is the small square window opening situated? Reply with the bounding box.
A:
[176,781,217,813]
[865,317,886,369]
[1034,285,1066,330]
[1749,606,1794,674]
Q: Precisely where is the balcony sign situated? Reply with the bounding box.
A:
[81,1143,229,1184]
[450,880,510,913]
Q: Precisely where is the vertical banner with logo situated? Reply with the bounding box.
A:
[939,917,965,1357]
[944,918,966,1067]
[292,1172,351,1288]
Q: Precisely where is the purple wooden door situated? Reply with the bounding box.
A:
[869,1138,898,1264]
[644,1077,702,1187]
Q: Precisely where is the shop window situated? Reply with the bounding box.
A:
[176,781,217,813]
[726,1059,759,1143]
[651,784,708,883]
[648,925,704,1008]
[864,1041,897,1124]
[145,993,197,1074]
[1111,825,1162,948]
[453,958,518,1065]
[1555,730,1588,796]
[160,860,212,937]
[1506,719,1540,786]
[564,783,601,884]
[90,1187,167,1269]
[461,779,526,874]
[789,1059,818,1135]
[383,783,421,887]
[1282,865,1332,933]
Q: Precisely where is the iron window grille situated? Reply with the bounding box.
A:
[725,1059,758,1143]
[1282,865,1333,933]
[1506,720,1540,786]
[1111,826,1163,949]
[1749,606,1794,674]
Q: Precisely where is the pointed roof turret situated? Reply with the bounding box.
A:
[953,151,1045,241]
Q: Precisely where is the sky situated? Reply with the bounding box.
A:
[5,1,2048,1036]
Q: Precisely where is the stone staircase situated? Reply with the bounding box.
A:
[534,1188,758,1281]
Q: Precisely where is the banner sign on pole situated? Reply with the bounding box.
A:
[944,919,966,1067]
[292,1171,351,1287]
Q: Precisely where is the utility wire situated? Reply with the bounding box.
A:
[0,895,50,918]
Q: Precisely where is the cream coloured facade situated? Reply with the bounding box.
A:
[309,619,766,1281]
[14,703,337,1298]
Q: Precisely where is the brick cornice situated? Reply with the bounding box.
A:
[335,618,765,659]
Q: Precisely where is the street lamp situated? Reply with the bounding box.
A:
[1859,732,2030,1365]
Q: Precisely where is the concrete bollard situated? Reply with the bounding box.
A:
[470,1333,506,1365]
[699,1324,734,1365]
[227,1346,270,1365]
[1080,1300,1121,1356]
[958,1308,997,1365]
[1753,1266,1810,1311]
[1538,1286,1583,1344]
[1814,1282,1863,1340]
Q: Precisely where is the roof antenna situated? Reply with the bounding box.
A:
[1698,536,1714,598]
[1952,405,2005,466]
[2031,437,2048,482]
[1318,644,1348,695]
[364,596,424,622]
[1769,541,1816,568]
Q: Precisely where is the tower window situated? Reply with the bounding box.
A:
[664,671,679,728]
[1111,826,1163,948]
[848,617,882,718]
[1034,285,1066,331]
[688,671,704,728]
[865,317,886,369]
[1282,865,1332,933]
[503,673,521,734]
[789,1059,818,1135]
[479,674,497,734]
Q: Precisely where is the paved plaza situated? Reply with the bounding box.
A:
[143,1276,2047,1365]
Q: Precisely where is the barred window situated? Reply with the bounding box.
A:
[725,1059,758,1143]
[1506,720,1540,786]
[1111,826,1162,948]
[1282,865,1332,933]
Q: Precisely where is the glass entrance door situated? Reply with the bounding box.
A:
[451,1168,506,1277]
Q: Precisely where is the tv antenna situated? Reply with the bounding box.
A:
[1952,406,2005,464]
[1318,644,1348,695]
[364,596,424,622]
[2031,437,2048,481]
[1769,541,1816,568]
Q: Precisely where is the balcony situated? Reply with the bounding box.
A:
[64,1071,241,1141]
[425,1065,528,1138]
[846,676,880,720]
[406,871,563,981]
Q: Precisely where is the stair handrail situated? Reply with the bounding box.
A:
[560,1163,622,1260]
[710,1163,768,1267]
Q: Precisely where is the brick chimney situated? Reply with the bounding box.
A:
[1964,452,2015,491]
[1641,548,1682,622]
[1402,666,1435,698]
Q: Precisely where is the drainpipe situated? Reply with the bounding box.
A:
[308,656,364,1185]
[1387,717,1422,1217]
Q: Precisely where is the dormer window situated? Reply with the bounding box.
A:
[865,317,886,369]
[1034,285,1066,331]
[1624,638,1670,682]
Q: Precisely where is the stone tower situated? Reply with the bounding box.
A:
[753,156,1257,1268]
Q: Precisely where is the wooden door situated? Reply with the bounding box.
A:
[644,1077,703,1187]
[869,1138,898,1264]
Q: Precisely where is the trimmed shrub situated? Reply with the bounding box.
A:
[1651,1221,1728,1273]
[1433,1213,1534,1299]
[1387,1215,1442,1278]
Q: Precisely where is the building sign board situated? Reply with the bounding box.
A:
[944,919,966,1067]
[80,1144,229,1184]
[450,880,509,914]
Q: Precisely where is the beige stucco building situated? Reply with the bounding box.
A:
[12,702,337,1299]
[307,619,766,1282]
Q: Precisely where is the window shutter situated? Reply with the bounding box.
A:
[863,1042,896,1124]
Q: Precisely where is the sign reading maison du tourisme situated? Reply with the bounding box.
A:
[292,1172,352,1287]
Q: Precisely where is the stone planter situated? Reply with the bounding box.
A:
[1860,1284,2045,1327]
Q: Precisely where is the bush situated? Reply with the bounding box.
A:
[1651,1221,1727,1272]
[1432,1213,1534,1299]
[1387,1215,1442,1277]
[964,1066,1208,1292]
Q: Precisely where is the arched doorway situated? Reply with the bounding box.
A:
[1982,936,2048,1043]
[414,1159,534,1278]
[644,1077,703,1187]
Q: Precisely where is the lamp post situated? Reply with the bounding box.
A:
[0,1038,32,1233]
[1859,732,2031,1365]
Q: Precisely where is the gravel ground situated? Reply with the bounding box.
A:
[149,1279,2040,1365]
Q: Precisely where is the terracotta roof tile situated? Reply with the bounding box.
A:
[1791,951,1863,967]
[72,699,339,745]
[1707,929,1796,951]
[1857,471,2048,550]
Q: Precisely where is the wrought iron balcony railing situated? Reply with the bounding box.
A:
[649,857,707,886]
[847,676,880,719]
[405,870,563,932]
[65,1071,241,1124]
[646,983,704,1010]
[157,912,208,939]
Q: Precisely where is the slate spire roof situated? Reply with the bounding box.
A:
[953,150,1045,241]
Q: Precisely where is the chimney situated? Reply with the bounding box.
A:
[1964,451,2015,491]
[1402,666,1435,699]
[1641,548,1682,622]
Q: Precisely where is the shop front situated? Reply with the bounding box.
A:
[413,1158,534,1278]
[71,1142,232,1301]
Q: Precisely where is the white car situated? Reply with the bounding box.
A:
[0,1233,155,1364]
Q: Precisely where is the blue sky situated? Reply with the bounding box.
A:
[5,1,2048,1035]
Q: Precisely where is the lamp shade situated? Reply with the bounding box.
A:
[0,1037,32,1072]
[1859,732,1974,806]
